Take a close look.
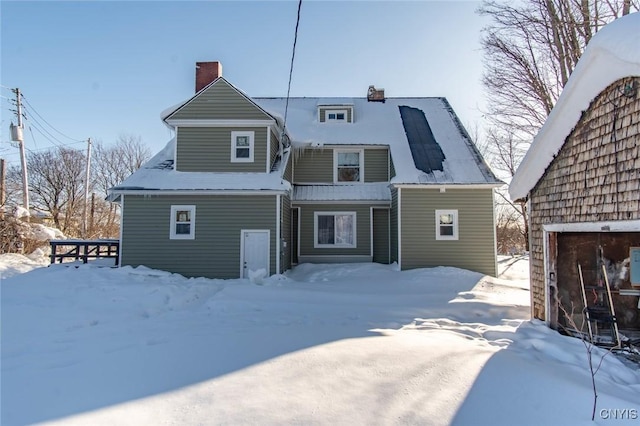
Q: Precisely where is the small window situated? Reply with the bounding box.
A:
[325,109,347,122]
[170,205,196,239]
[314,212,356,248]
[334,150,363,182]
[231,131,254,162]
[435,210,458,240]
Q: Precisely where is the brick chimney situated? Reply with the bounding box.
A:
[195,61,222,93]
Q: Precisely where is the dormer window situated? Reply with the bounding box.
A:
[318,105,353,123]
[334,149,364,182]
[326,110,347,122]
[231,131,254,162]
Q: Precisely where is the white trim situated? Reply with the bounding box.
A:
[276,194,281,274]
[118,194,124,267]
[170,205,196,240]
[166,119,275,127]
[292,200,390,205]
[542,219,640,233]
[314,211,357,248]
[266,128,271,173]
[240,229,271,278]
[392,183,504,189]
[435,209,459,241]
[174,127,179,170]
[542,229,551,326]
[492,189,498,276]
[231,131,255,163]
[333,148,365,183]
[111,190,288,196]
[397,187,402,269]
[294,206,301,264]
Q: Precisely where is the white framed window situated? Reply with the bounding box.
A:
[435,209,458,240]
[170,205,196,240]
[314,212,357,248]
[334,149,364,183]
[231,131,254,162]
[326,109,347,122]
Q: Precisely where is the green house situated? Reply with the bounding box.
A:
[110,62,502,279]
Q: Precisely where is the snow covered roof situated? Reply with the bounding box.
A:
[110,138,291,193]
[509,13,640,200]
[293,183,391,202]
[255,97,501,186]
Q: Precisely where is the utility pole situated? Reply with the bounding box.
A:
[82,137,92,238]
[10,88,29,215]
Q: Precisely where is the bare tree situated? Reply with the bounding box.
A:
[92,134,151,197]
[7,147,86,235]
[479,0,638,138]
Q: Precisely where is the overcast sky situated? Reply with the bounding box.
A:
[1,1,488,165]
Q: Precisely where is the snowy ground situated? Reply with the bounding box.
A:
[2,254,639,425]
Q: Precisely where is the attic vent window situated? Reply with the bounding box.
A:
[326,110,346,122]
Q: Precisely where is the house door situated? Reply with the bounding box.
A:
[241,230,270,278]
[372,208,390,264]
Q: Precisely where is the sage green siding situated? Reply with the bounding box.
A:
[319,106,353,123]
[176,127,268,172]
[399,188,497,276]
[121,194,277,279]
[169,78,271,121]
[296,203,386,257]
[390,154,396,179]
[281,195,291,272]
[293,148,333,183]
[291,208,299,264]
[364,149,389,182]
[293,147,390,183]
[284,152,293,183]
[373,208,390,263]
[390,188,398,263]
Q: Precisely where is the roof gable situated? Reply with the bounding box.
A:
[165,77,273,122]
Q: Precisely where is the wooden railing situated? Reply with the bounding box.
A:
[49,239,119,266]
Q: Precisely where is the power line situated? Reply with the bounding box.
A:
[20,95,84,142]
[282,0,303,139]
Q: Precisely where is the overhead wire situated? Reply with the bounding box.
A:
[21,95,84,142]
[281,0,303,143]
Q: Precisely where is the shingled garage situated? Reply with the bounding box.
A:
[509,14,640,345]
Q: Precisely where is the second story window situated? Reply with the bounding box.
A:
[335,149,363,182]
[231,131,254,163]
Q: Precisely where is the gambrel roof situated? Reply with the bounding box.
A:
[510,13,640,201]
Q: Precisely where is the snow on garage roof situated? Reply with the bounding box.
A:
[509,12,640,201]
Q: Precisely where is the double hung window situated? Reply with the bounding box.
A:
[170,205,196,239]
[231,131,254,162]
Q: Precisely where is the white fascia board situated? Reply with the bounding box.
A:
[292,200,391,205]
[392,183,504,189]
[542,220,640,233]
[166,119,275,127]
[110,189,287,196]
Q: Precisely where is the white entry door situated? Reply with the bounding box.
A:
[241,230,270,278]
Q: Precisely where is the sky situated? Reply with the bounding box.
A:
[0,1,488,167]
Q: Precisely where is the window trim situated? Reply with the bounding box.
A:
[333,149,364,183]
[230,131,255,163]
[325,109,347,122]
[170,205,196,240]
[314,211,357,248]
[435,209,458,241]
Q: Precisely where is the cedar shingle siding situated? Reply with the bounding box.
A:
[529,77,640,320]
